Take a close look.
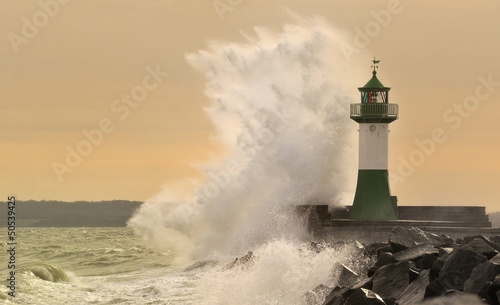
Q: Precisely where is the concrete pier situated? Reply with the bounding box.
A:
[303,205,500,242]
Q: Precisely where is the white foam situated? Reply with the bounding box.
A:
[195,240,357,305]
[128,15,366,260]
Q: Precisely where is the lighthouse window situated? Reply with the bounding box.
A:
[361,92,375,103]
[380,92,387,103]
[361,91,388,103]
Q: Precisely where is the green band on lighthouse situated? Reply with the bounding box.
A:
[350,169,397,220]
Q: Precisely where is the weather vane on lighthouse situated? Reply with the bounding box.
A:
[371,57,380,73]
[349,58,399,220]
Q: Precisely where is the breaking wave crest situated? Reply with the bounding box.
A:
[29,263,68,283]
[128,15,366,261]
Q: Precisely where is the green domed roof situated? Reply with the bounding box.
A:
[358,58,390,92]
[361,72,387,89]
[358,71,390,92]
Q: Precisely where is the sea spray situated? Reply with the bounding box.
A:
[128,15,367,259]
[194,240,366,305]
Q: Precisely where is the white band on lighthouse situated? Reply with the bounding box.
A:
[358,123,389,170]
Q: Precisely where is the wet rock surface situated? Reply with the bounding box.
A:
[223,251,254,270]
[372,261,411,300]
[393,244,439,262]
[321,227,500,305]
[461,238,499,259]
[344,288,387,305]
[396,269,430,305]
[435,248,488,292]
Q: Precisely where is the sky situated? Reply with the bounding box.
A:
[1,1,500,211]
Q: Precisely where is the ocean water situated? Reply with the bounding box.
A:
[0,228,181,305]
[0,227,365,305]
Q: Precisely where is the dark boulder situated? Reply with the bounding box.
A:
[389,240,409,253]
[377,244,396,255]
[364,242,391,257]
[389,227,449,249]
[393,244,439,262]
[396,269,430,305]
[344,288,386,305]
[426,248,488,296]
[323,271,374,304]
[461,238,499,259]
[492,235,500,247]
[375,252,395,267]
[366,252,396,277]
[464,235,500,253]
[367,266,379,278]
[335,263,360,288]
[425,272,465,298]
[415,253,438,270]
[430,253,450,280]
[351,277,373,291]
[409,267,420,283]
[438,247,454,256]
[440,248,488,290]
[372,261,411,300]
[323,286,350,305]
[475,282,496,305]
[464,256,500,294]
[223,251,254,270]
[487,274,500,305]
[419,293,487,305]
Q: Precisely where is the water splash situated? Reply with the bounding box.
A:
[128,15,365,259]
[195,240,357,305]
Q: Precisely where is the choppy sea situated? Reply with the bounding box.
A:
[0,227,367,305]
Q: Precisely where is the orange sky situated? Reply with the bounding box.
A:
[1,1,500,211]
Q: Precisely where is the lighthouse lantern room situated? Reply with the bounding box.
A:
[349,58,399,220]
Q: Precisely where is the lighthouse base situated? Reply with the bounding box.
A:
[320,221,500,244]
[350,170,397,220]
[302,205,500,243]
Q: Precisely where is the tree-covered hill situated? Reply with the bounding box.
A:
[0,200,142,227]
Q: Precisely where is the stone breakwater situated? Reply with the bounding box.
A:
[320,226,500,305]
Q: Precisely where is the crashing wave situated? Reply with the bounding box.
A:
[30,263,68,282]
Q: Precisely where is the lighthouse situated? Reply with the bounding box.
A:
[349,58,399,220]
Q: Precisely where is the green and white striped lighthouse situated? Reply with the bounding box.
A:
[349,58,399,220]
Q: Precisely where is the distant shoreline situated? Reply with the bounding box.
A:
[0,200,142,227]
[2,200,499,228]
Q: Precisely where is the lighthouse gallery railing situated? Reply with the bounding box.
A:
[350,103,398,119]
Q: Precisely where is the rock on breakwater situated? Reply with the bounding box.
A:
[321,226,500,305]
